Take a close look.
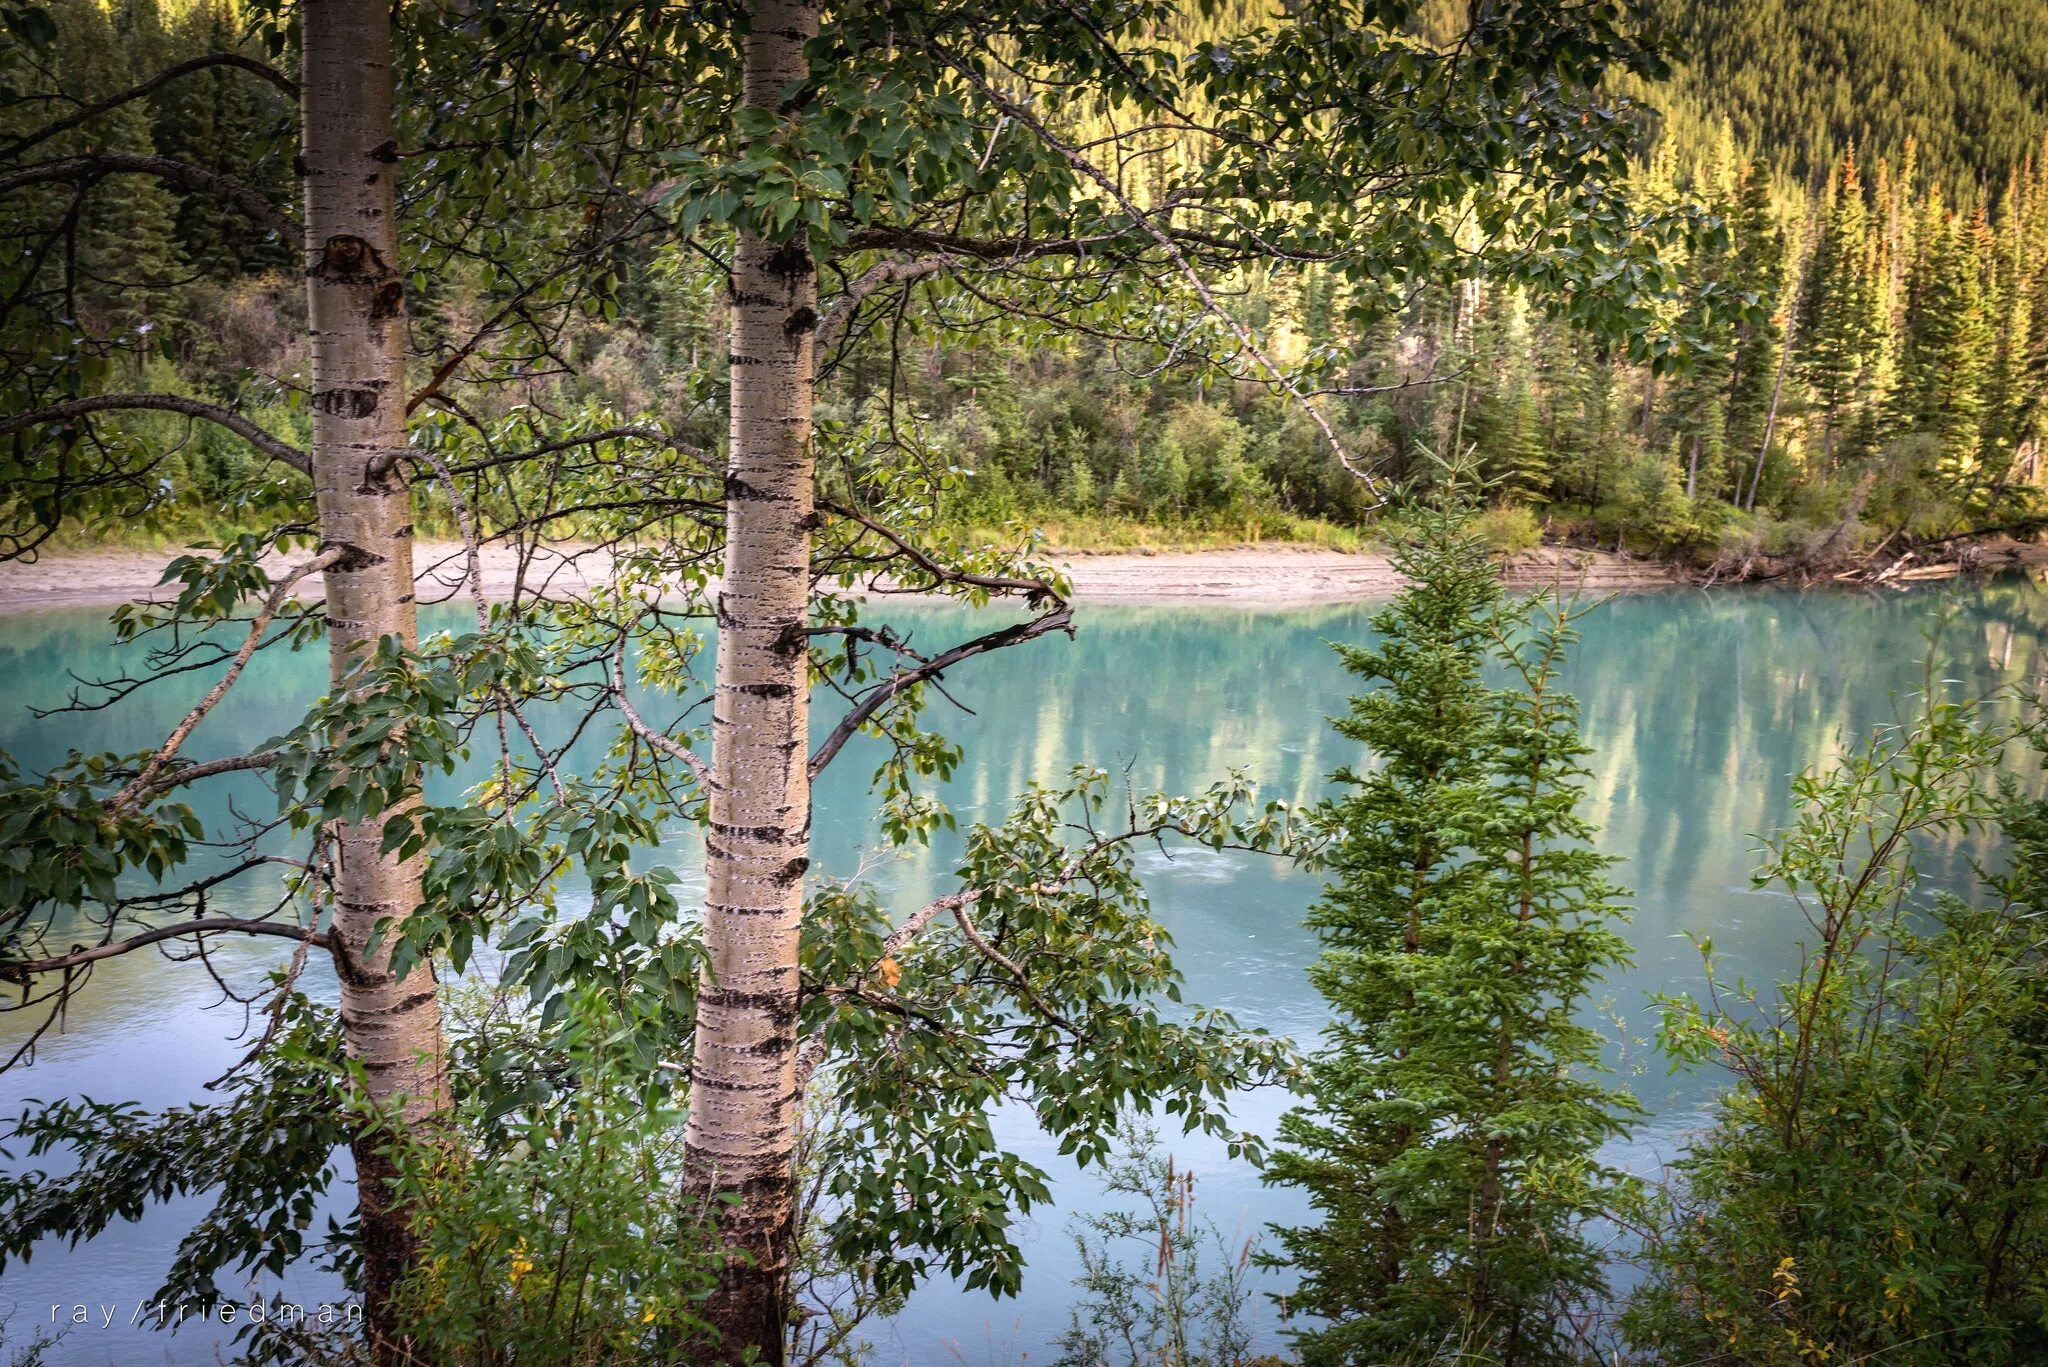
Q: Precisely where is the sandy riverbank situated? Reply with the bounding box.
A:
[0,540,1680,612]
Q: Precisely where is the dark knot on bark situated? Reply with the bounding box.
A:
[765,241,812,279]
[314,387,381,418]
[370,281,405,322]
[313,234,392,284]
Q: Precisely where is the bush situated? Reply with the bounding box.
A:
[1055,1121,1262,1367]
[387,989,725,1365]
[1626,683,2048,1365]
[1476,501,1543,553]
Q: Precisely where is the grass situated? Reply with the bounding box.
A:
[13,504,462,557]
[20,503,1378,559]
[946,509,1378,554]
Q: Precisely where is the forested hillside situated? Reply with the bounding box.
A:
[3,0,2046,575]
[1652,0,2048,194]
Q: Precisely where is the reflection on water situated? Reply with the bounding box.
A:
[3,581,2045,1365]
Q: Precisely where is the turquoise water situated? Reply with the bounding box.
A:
[2,581,2044,1364]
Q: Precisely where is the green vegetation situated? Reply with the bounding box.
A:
[10,4,2041,567]
[386,989,727,1365]
[6,0,2048,1364]
[1626,669,2048,1364]
[1055,1122,1263,1367]
[1651,0,2048,194]
[1265,491,1637,1365]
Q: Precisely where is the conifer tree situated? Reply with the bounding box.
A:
[1265,484,1636,1366]
[1669,200,1736,499]
[1892,200,1995,484]
[54,0,186,335]
[1801,150,1883,460]
[1725,162,1787,468]
[1981,175,2041,480]
[1497,377,1549,504]
[151,0,293,279]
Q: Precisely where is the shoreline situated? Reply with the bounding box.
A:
[0,542,1684,613]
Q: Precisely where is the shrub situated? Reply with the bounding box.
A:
[1626,681,2048,1365]
[1477,501,1543,554]
[1055,1121,1262,1367]
[386,988,724,1365]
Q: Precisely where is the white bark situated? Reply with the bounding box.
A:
[682,3,822,1360]
[301,0,448,1351]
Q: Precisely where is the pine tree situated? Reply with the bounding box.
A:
[1497,377,1549,504]
[1669,195,1737,500]
[1892,199,1995,485]
[1801,149,1883,461]
[55,0,187,338]
[151,0,293,280]
[1266,487,1636,1367]
[1981,169,2041,482]
[1725,162,1786,471]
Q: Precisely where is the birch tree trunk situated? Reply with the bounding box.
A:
[681,4,821,1360]
[301,2,449,1354]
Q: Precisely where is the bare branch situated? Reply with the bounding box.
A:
[381,426,711,480]
[808,606,1074,779]
[815,255,958,372]
[406,255,600,414]
[1308,366,1471,398]
[124,750,284,800]
[0,394,310,474]
[108,547,343,811]
[0,153,299,241]
[840,225,1119,261]
[0,917,329,982]
[417,445,569,800]
[609,636,714,793]
[819,498,1067,605]
[2,54,297,162]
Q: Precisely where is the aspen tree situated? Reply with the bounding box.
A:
[682,3,824,1359]
[300,0,449,1350]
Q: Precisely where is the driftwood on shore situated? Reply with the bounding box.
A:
[1697,530,2048,590]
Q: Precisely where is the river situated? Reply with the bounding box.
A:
[2,580,2042,1365]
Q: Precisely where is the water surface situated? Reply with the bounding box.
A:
[3,581,2043,1365]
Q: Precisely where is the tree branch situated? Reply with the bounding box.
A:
[0,153,299,241]
[815,255,959,372]
[794,890,981,1091]
[808,606,1074,779]
[819,498,1067,605]
[0,394,310,474]
[609,636,714,793]
[406,255,598,414]
[380,426,711,480]
[1,54,298,162]
[123,750,284,800]
[109,548,342,812]
[0,917,329,982]
[935,50,1383,499]
[951,900,1082,1034]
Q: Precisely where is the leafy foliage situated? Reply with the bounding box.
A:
[801,768,1312,1300]
[386,987,725,1364]
[1626,676,2048,1364]
[0,992,355,1314]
